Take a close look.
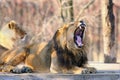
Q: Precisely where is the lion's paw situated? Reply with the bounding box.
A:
[10,66,33,74]
[82,67,96,74]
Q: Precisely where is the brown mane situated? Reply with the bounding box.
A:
[53,25,88,69]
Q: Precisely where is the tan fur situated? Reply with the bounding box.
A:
[0,21,96,74]
[0,41,54,72]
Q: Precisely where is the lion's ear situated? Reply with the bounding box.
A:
[8,21,17,29]
[8,23,12,29]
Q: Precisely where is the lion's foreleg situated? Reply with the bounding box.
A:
[71,67,85,74]
[0,50,13,65]
[7,51,28,66]
[70,66,96,74]
[1,50,29,72]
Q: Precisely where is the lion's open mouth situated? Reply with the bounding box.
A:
[74,26,85,48]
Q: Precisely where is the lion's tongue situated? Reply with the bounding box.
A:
[76,36,83,46]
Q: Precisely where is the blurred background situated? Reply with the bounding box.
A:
[0,0,120,62]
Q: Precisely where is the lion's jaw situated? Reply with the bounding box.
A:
[74,27,85,48]
[73,21,86,48]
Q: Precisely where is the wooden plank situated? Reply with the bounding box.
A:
[0,73,120,80]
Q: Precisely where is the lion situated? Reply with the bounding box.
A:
[0,20,27,50]
[0,20,96,74]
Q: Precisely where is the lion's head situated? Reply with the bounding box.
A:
[0,20,27,49]
[53,20,88,69]
[66,21,87,50]
[54,20,87,50]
